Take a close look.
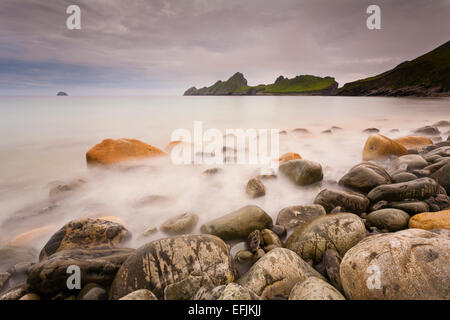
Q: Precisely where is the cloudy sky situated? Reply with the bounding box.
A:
[0,0,449,95]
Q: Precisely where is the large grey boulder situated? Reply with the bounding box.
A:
[340,229,450,299]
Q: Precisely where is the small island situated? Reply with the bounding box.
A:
[184,72,338,96]
[57,91,68,96]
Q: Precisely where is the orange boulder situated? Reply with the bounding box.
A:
[409,210,450,230]
[362,134,408,161]
[86,138,167,166]
[394,136,433,149]
[279,152,302,164]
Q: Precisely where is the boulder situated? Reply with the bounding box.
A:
[27,248,133,297]
[313,189,370,214]
[362,134,408,161]
[414,126,440,136]
[279,159,323,186]
[288,277,345,300]
[237,248,323,300]
[408,210,450,230]
[286,213,366,264]
[160,213,198,235]
[430,162,450,194]
[246,178,266,198]
[200,205,273,240]
[391,172,417,183]
[388,155,429,175]
[276,205,326,229]
[393,136,433,149]
[278,152,302,164]
[340,229,450,299]
[39,218,130,260]
[119,289,158,300]
[339,162,391,193]
[367,177,441,203]
[366,209,410,232]
[389,201,429,215]
[109,235,234,300]
[86,138,167,166]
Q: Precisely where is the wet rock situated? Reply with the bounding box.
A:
[339,162,391,193]
[278,152,302,164]
[270,225,287,239]
[237,248,323,300]
[414,126,440,136]
[86,138,167,166]
[160,212,198,235]
[408,210,450,230]
[276,205,326,229]
[430,162,450,194]
[201,168,223,177]
[27,248,133,297]
[424,146,450,158]
[109,234,234,300]
[246,178,266,198]
[119,289,158,300]
[423,157,450,174]
[366,209,410,232]
[200,205,273,240]
[411,169,430,178]
[340,229,450,299]
[393,136,433,149]
[77,283,107,300]
[362,134,408,161]
[367,177,441,203]
[286,213,366,264]
[390,201,429,215]
[49,179,86,203]
[391,172,417,183]
[370,200,389,211]
[164,273,214,300]
[289,277,345,300]
[279,159,323,186]
[313,189,370,214]
[0,284,29,300]
[323,249,343,292]
[425,194,449,212]
[388,155,428,175]
[362,128,380,134]
[261,229,282,252]
[39,218,130,260]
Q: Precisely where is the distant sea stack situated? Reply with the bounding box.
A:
[338,41,450,97]
[57,92,68,96]
[184,72,338,96]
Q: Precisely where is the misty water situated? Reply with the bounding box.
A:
[0,96,449,250]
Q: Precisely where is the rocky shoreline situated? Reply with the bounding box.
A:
[1,125,450,300]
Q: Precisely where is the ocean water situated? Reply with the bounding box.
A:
[0,96,449,249]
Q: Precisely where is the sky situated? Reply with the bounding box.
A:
[0,0,449,96]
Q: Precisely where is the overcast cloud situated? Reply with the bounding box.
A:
[0,0,449,95]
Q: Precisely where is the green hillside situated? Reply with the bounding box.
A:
[338,41,450,96]
[184,73,338,96]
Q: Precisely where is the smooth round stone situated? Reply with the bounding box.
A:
[286,213,366,264]
[288,277,345,300]
[408,210,450,230]
[261,229,282,251]
[367,178,441,203]
[246,178,266,198]
[389,201,429,215]
[388,155,428,174]
[160,212,198,235]
[366,209,410,232]
[276,205,326,229]
[279,159,323,186]
[340,229,450,299]
[19,293,41,300]
[237,248,323,300]
[362,134,408,161]
[314,189,369,214]
[339,162,391,193]
[200,205,273,240]
[391,172,417,183]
